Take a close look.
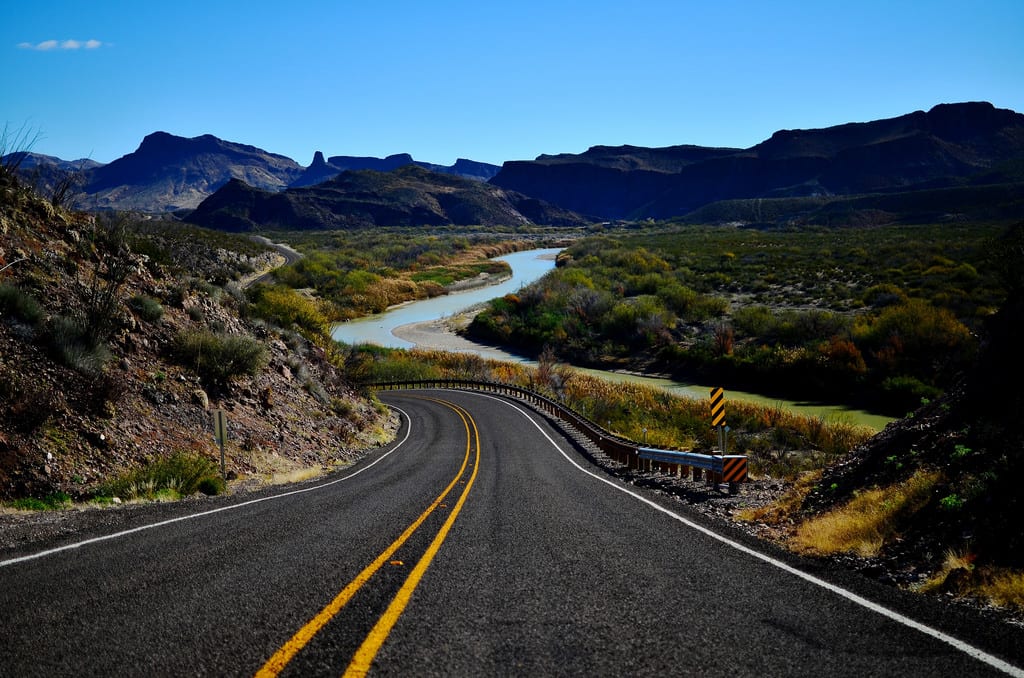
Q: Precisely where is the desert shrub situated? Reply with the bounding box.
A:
[247,284,328,335]
[879,376,942,413]
[172,329,268,388]
[128,295,164,322]
[0,283,43,325]
[862,284,908,308]
[816,336,867,377]
[103,451,224,500]
[42,315,110,374]
[859,299,975,380]
[80,214,138,344]
[732,305,774,338]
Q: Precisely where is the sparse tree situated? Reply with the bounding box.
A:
[82,214,139,344]
[0,122,41,185]
[49,161,89,208]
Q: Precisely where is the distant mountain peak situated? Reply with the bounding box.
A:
[288,152,500,188]
[78,131,304,212]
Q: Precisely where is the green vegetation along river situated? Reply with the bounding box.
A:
[332,248,895,430]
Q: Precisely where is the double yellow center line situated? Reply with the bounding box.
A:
[256,397,480,677]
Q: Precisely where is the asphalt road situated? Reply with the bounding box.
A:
[1,389,1022,677]
[243,236,303,288]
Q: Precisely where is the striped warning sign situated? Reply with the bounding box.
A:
[709,387,726,427]
[722,456,747,483]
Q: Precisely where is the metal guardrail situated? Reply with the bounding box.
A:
[637,448,748,486]
[365,379,748,493]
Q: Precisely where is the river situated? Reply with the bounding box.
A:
[331,248,562,350]
[332,247,894,430]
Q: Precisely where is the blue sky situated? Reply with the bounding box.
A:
[3,1,1022,167]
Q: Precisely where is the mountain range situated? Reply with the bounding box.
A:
[6,101,1023,226]
[5,132,501,213]
[490,102,1024,220]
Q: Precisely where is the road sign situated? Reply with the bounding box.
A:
[709,387,726,427]
[211,409,228,481]
[212,409,228,445]
[722,456,747,483]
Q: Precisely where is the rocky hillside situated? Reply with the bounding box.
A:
[188,164,589,231]
[0,172,392,501]
[490,101,1024,220]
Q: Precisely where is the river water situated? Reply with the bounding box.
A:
[331,248,562,349]
[332,247,894,430]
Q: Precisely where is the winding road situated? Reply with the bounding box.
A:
[1,390,1021,676]
[242,236,303,289]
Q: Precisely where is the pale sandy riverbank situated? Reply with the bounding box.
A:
[391,311,531,363]
[388,250,559,357]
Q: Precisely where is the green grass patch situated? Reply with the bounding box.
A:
[102,452,225,501]
[6,492,72,511]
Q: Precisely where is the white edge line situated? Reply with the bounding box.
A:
[0,406,413,569]
[468,391,1024,678]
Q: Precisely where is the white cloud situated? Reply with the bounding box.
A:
[17,39,106,51]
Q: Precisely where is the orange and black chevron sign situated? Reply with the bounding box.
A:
[722,456,747,483]
[709,387,726,427]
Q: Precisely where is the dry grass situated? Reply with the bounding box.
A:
[919,548,977,594]
[362,347,875,462]
[977,570,1024,609]
[919,550,1024,610]
[270,467,323,485]
[736,470,822,525]
[790,469,940,557]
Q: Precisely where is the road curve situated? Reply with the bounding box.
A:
[0,389,1021,677]
[243,236,303,288]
